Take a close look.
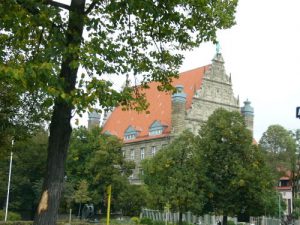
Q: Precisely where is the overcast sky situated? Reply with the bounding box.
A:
[180,0,300,141]
[71,0,300,141]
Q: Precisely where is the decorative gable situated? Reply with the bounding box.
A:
[149,120,166,136]
[124,126,139,140]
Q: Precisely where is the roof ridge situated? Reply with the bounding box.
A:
[179,64,211,74]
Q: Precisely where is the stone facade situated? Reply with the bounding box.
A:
[122,136,171,184]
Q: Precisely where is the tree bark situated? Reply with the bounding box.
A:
[178,211,183,225]
[223,215,228,225]
[33,1,85,224]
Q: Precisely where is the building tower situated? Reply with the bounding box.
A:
[88,111,101,130]
[171,85,187,135]
[241,100,254,135]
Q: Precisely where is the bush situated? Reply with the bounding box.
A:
[228,221,236,225]
[0,210,22,221]
[131,216,141,224]
[152,221,165,225]
[140,217,153,225]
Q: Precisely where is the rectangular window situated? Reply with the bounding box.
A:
[140,147,145,160]
[139,168,144,176]
[130,149,135,160]
[125,134,135,140]
[151,146,156,156]
[149,129,162,136]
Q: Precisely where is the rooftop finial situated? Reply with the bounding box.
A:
[216,42,221,54]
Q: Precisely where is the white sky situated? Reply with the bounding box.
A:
[180,0,300,141]
[73,0,300,141]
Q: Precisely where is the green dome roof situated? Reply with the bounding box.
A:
[241,100,254,116]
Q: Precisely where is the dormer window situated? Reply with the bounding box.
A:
[124,126,139,140]
[149,120,166,136]
[150,129,162,136]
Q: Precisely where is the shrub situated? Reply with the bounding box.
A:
[228,221,236,225]
[140,217,153,225]
[131,216,141,225]
[0,210,22,221]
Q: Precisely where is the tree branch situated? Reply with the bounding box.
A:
[85,0,98,14]
[16,0,71,14]
[45,0,71,10]
[16,0,40,15]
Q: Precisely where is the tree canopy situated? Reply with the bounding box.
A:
[260,125,296,155]
[142,131,206,225]
[0,0,238,112]
[197,109,277,223]
[66,127,135,215]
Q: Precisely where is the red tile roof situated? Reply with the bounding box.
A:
[102,65,210,141]
[277,186,292,191]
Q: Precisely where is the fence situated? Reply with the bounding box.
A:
[141,209,234,225]
[141,209,285,225]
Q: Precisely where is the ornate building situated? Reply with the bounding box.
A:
[99,52,254,184]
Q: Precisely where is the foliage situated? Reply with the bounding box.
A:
[260,125,296,154]
[115,185,151,217]
[59,179,75,212]
[227,221,236,225]
[0,130,48,219]
[73,179,91,204]
[71,179,91,217]
[66,127,134,214]
[140,217,153,225]
[143,131,206,221]
[131,217,141,225]
[259,125,298,215]
[0,210,21,221]
[0,0,238,112]
[197,109,277,219]
[0,77,49,158]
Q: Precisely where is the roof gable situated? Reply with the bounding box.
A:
[149,120,165,130]
[124,126,139,135]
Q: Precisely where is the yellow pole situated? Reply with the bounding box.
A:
[106,185,112,225]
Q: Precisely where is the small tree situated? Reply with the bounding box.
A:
[260,125,297,214]
[73,179,91,218]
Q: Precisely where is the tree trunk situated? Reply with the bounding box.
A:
[223,215,228,225]
[178,211,183,225]
[78,202,82,219]
[33,1,85,224]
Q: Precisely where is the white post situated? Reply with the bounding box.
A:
[4,150,13,222]
[69,208,72,225]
